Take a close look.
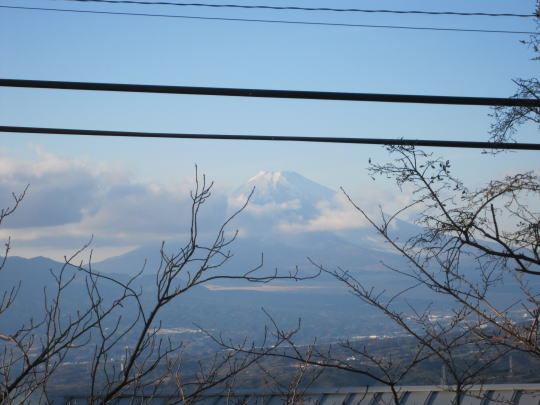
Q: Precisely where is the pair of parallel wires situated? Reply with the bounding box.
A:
[1,0,538,35]
[1,78,539,150]
[1,1,538,149]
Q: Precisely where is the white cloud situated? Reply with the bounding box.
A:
[0,147,425,260]
[0,148,228,260]
[276,186,418,234]
[228,193,302,214]
[277,193,369,232]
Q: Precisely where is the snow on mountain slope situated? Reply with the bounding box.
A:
[236,171,335,204]
[230,171,336,220]
[94,171,408,279]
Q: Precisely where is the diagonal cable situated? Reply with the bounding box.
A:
[1,126,539,150]
[50,0,538,18]
[0,6,537,35]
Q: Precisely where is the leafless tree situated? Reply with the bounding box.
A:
[248,317,324,405]
[490,0,539,144]
[322,143,539,403]
[208,305,435,405]
[0,170,316,404]
[220,143,537,404]
[209,10,540,400]
[0,188,27,317]
[301,13,540,400]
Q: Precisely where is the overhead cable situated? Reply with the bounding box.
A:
[1,126,539,150]
[2,78,539,107]
[50,0,538,18]
[0,5,536,35]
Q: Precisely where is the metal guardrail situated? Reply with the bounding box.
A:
[49,384,540,404]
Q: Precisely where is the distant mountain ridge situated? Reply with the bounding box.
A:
[1,171,536,353]
[92,171,406,279]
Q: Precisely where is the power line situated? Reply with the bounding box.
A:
[1,126,539,150]
[0,5,536,35]
[2,78,539,107]
[50,0,538,18]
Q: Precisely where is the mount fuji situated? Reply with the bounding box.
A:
[227,170,340,235]
[5,172,522,342]
[232,170,335,212]
[92,171,412,289]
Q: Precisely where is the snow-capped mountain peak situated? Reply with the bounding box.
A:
[248,171,285,184]
[230,171,336,220]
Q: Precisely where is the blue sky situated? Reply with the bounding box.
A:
[0,0,538,259]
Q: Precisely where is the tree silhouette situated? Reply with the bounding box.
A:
[0,170,316,404]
